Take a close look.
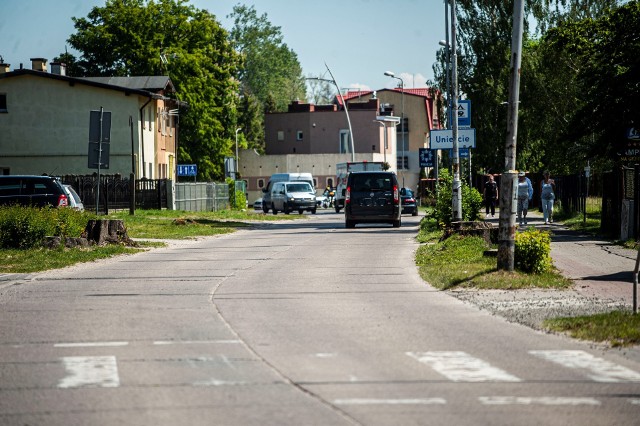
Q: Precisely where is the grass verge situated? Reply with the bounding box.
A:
[1,208,298,274]
[0,245,142,273]
[543,311,640,347]
[415,215,572,290]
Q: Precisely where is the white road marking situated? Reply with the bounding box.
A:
[530,350,640,383]
[193,378,246,386]
[58,356,120,388]
[479,396,600,406]
[333,398,447,405]
[54,342,128,348]
[153,340,241,345]
[629,399,640,405]
[314,352,337,358]
[407,351,521,382]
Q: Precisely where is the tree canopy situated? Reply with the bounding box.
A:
[60,0,241,181]
[434,0,633,177]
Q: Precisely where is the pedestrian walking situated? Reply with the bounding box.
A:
[483,174,498,217]
[540,170,555,224]
[517,172,531,225]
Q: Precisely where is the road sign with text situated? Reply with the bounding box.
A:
[430,128,476,149]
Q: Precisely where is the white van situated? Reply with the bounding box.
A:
[261,173,314,213]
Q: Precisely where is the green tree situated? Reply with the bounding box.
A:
[62,0,240,181]
[543,1,640,168]
[228,4,306,115]
[434,0,623,176]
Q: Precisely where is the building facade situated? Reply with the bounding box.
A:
[0,58,180,180]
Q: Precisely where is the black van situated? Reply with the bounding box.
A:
[344,171,401,228]
[0,176,70,208]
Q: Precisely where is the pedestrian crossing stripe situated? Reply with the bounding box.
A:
[407,351,521,382]
[529,350,640,383]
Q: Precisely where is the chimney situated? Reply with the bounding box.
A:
[0,61,10,74]
[51,62,67,76]
[30,57,48,72]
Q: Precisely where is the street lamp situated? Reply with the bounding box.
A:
[235,127,241,180]
[306,64,355,161]
[384,71,405,186]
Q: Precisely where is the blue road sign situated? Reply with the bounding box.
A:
[449,148,470,158]
[457,100,471,127]
[419,148,435,167]
[177,164,197,177]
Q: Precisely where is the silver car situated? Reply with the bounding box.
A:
[270,182,317,215]
[63,184,84,211]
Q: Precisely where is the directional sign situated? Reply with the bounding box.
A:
[419,148,435,167]
[430,128,476,149]
[457,100,471,127]
[177,164,197,177]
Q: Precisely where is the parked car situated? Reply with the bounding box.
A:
[253,198,263,211]
[0,175,69,208]
[400,187,418,216]
[344,171,401,228]
[63,184,84,211]
[270,181,317,215]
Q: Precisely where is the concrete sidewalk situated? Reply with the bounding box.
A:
[485,210,639,308]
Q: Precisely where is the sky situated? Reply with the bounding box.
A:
[0,0,447,93]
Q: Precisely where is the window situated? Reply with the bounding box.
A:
[397,156,409,170]
[397,117,409,133]
[258,179,265,189]
[296,130,303,141]
[277,131,285,141]
[0,93,7,112]
[339,130,350,154]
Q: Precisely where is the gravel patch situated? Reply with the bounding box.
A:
[447,287,630,330]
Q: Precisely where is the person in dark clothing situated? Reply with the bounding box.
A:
[483,174,498,217]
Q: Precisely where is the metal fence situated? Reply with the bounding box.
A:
[174,182,229,212]
[60,175,230,213]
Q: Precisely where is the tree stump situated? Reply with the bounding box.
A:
[84,219,133,246]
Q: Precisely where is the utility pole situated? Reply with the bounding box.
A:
[497,0,525,271]
[450,0,462,222]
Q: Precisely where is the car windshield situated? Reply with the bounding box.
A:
[286,183,312,193]
[403,189,414,197]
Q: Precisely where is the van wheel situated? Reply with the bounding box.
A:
[262,206,269,214]
[298,209,303,214]
[345,220,356,228]
[272,204,278,215]
[392,219,401,228]
[335,206,341,213]
[412,210,418,216]
[283,203,290,214]
[311,208,317,214]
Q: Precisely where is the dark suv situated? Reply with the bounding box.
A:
[344,171,401,228]
[0,175,70,208]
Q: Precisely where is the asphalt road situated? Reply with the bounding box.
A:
[1,210,639,425]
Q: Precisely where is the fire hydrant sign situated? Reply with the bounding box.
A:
[430,128,476,149]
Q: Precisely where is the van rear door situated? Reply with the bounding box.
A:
[349,173,396,217]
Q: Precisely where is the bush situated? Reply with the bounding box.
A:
[430,169,483,227]
[0,206,89,249]
[515,228,552,273]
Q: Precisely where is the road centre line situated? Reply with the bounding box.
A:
[407,351,521,382]
[58,356,120,388]
[479,396,600,406]
[54,341,129,348]
[529,350,640,382]
[333,398,447,405]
